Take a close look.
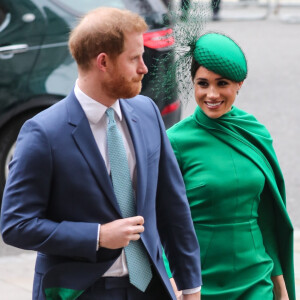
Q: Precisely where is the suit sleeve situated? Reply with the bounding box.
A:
[162,132,185,279]
[1,119,99,262]
[149,100,202,290]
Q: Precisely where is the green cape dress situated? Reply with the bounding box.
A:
[164,106,295,299]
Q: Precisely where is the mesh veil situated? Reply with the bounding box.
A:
[150,1,212,106]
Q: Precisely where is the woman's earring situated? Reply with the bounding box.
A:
[237,90,239,95]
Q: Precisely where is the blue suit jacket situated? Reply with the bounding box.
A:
[1,92,201,299]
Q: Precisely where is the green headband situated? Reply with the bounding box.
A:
[193,33,247,82]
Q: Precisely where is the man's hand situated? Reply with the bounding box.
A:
[183,292,201,300]
[99,216,144,249]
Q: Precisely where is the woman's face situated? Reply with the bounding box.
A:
[193,66,243,119]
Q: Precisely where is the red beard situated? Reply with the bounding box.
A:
[103,73,143,100]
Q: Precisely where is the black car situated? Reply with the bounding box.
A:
[0,0,181,200]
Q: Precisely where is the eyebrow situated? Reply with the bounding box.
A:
[195,77,226,81]
[130,51,144,58]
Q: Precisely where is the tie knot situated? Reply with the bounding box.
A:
[106,107,115,124]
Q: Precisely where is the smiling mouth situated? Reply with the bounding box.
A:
[205,101,224,109]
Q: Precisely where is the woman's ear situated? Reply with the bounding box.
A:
[236,81,244,94]
[238,81,244,89]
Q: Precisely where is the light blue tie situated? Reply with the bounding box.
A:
[106,107,152,292]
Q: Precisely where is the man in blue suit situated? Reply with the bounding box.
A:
[1,7,201,300]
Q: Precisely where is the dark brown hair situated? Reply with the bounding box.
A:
[191,57,201,80]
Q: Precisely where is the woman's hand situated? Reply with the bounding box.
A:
[182,292,201,300]
[170,278,183,299]
[271,275,289,300]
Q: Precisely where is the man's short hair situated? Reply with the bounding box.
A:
[69,7,148,70]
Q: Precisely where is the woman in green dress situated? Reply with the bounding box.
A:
[163,33,295,299]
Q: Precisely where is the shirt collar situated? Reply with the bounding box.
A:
[74,81,122,124]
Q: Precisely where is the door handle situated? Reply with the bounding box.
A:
[0,44,29,59]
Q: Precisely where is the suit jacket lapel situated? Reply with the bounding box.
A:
[120,100,147,215]
[66,92,122,216]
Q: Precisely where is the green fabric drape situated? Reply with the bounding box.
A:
[192,106,294,299]
[164,106,295,299]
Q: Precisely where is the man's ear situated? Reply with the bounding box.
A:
[96,53,108,71]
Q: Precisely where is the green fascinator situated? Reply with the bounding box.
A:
[193,33,247,82]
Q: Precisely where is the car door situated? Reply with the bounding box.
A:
[0,0,46,112]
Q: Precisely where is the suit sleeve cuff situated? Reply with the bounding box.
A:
[96,224,101,251]
[182,286,201,295]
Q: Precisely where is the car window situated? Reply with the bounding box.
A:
[49,0,167,16]
[50,0,126,15]
[125,0,167,15]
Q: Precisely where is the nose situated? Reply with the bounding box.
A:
[207,86,219,100]
[138,58,148,75]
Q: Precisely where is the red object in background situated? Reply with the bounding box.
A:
[161,100,180,116]
[143,28,174,49]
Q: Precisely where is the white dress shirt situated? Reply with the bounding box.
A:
[74,82,201,293]
[75,83,134,277]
